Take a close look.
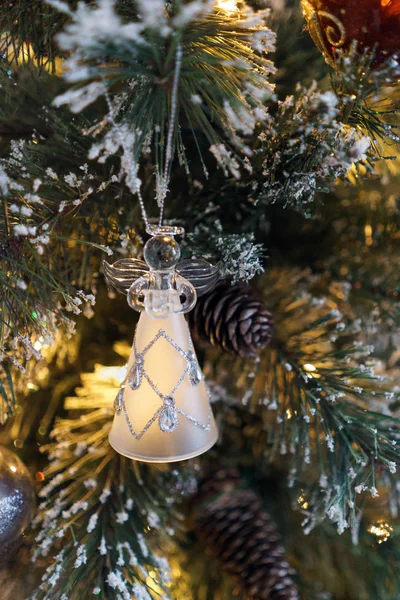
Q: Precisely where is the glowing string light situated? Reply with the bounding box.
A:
[216,0,239,14]
[368,521,393,543]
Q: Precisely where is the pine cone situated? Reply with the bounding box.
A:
[194,469,299,600]
[189,283,273,357]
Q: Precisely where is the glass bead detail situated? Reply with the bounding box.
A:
[114,388,124,415]
[128,355,144,390]
[114,328,211,439]
[159,397,179,433]
[187,351,202,386]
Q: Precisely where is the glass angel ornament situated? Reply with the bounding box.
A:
[103,230,219,462]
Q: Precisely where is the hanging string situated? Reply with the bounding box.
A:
[158,42,183,229]
[103,42,183,235]
[104,91,152,233]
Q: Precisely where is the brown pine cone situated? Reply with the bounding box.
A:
[189,282,273,358]
[194,469,299,600]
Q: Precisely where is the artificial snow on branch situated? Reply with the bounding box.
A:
[252,83,372,214]
[32,363,183,600]
[49,0,277,184]
[208,267,400,535]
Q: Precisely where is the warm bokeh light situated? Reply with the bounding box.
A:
[64,364,128,410]
[368,521,393,544]
[216,0,239,14]
[303,363,321,379]
[2,35,64,74]
[96,365,127,385]
[33,337,47,352]
[364,224,373,246]
[297,491,309,510]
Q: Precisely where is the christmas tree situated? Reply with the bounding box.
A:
[0,0,400,598]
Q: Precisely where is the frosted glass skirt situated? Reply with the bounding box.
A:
[109,430,219,463]
[109,311,219,463]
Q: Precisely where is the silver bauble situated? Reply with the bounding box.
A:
[0,445,35,563]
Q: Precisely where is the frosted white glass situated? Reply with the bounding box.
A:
[109,311,218,462]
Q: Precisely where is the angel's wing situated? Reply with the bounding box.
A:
[102,258,149,295]
[176,259,219,297]
[103,257,219,297]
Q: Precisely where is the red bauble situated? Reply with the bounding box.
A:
[301,0,400,66]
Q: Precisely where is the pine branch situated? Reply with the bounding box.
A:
[48,0,277,182]
[0,67,144,417]
[251,82,373,215]
[293,516,400,599]
[247,46,399,215]
[32,364,183,600]
[331,49,400,149]
[185,224,265,284]
[207,267,400,534]
[268,470,400,600]
[313,186,400,334]
[190,399,400,598]
[0,0,71,72]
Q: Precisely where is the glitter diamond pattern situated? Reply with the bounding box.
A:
[114,328,211,440]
